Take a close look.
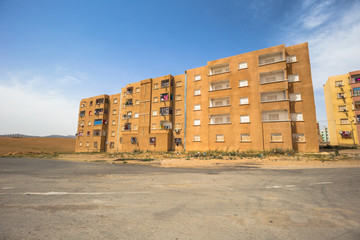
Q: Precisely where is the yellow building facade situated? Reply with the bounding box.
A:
[75,43,319,153]
[324,71,360,145]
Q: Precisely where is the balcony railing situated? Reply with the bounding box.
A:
[209,64,230,76]
[262,110,290,122]
[261,91,288,102]
[259,51,284,66]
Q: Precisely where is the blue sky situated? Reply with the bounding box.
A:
[0,0,359,136]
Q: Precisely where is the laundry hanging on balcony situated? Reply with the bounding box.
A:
[339,131,351,138]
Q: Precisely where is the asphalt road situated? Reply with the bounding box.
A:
[0,158,360,240]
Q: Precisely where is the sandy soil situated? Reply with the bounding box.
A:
[54,152,360,169]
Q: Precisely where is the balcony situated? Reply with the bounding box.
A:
[126,87,133,95]
[160,107,172,116]
[260,70,286,84]
[161,79,171,88]
[209,114,231,125]
[123,123,131,131]
[209,97,230,108]
[94,108,104,115]
[209,80,230,91]
[160,121,172,130]
[258,51,284,66]
[94,119,102,126]
[262,110,290,122]
[160,93,172,101]
[95,98,104,105]
[124,99,133,106]
[209,64,230,76]
[79,111,85,117]
[261,90,288,103]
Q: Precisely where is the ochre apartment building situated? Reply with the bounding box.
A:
[75,42,319,153]
[324,70,360,145]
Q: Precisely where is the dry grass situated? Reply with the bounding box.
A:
[0,137,75,155]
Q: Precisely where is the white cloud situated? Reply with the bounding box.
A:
[57,75,81,85]
[285,1,360,125]
[300,0,334,29]
[0,75,79,136]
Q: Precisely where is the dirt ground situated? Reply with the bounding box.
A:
[53,148,360,169]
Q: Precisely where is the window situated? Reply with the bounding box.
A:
[175,138,182,146]
[338,105,347,112]
[81,102,86,107]
[341,118,349,124]
[87,131,90,136]
[271,133,282,142]
[131,137,137,144]
[78,131,84,136]
[239,79,248,87]
[288,74,299,82]
[96,98,104,105]
[134,113,139,118]
[194,89,201,96]
[194,119,201,126]
[210,80,230,91]
[286,55,297,63]
[154,83,159,89]
[175,123,182,129]
[291,113,303,121]
[209,64,230,75]
[194,104,201,111]
[194,135,201,142]
[151,124,157,130]
[86,142,89,147]
[110,142,115,148]
[94,119,102,125]
[136,87,140,93]
[111,131,115,137]
[240,115,250,123]
[113,109,117,115]
[126,111,132,118]
[133,125,138,131]
[94,142,98,148]
[88,121,91,126]
[292,133,305,142]
[210,97,230,107]
[289,93,302,101]
[79,111,85,117]
[176,81,182,87]
[335,81,343,87]
[353,87,360,96]
[113,98,118,104]
[210,114,230,124]
[112,120,116,125]
[152,110,158,116]
[241,134,251,142]
[337,93,345,99]
[150,137,156,144]
[135,99,139,105]
[216,134,224,142]
[161,79,170,88]
[239,97,249,105]
[89,111,92,116]
[239,62,248,69]
[355,101,360,110]
[175,109,181,115]
[160,107,172,116]
[194,75,201,81]
[176,95,182,101]
[79,142,82,147]
[160,120,172,130]
[153,97,158,103]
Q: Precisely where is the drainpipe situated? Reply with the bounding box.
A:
[116,92,122,152]
[183,71,187,151]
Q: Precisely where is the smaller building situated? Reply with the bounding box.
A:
[320,127,329,143]
[324,70,360,145]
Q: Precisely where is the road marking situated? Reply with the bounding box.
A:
[21,191,152,195]
[285,185,296,187]
[308,182,333,186]
[2,187,14,190]
[265,186,281,189]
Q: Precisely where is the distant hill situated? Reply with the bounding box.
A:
[0,134,76,139]
[44,135,76,139]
